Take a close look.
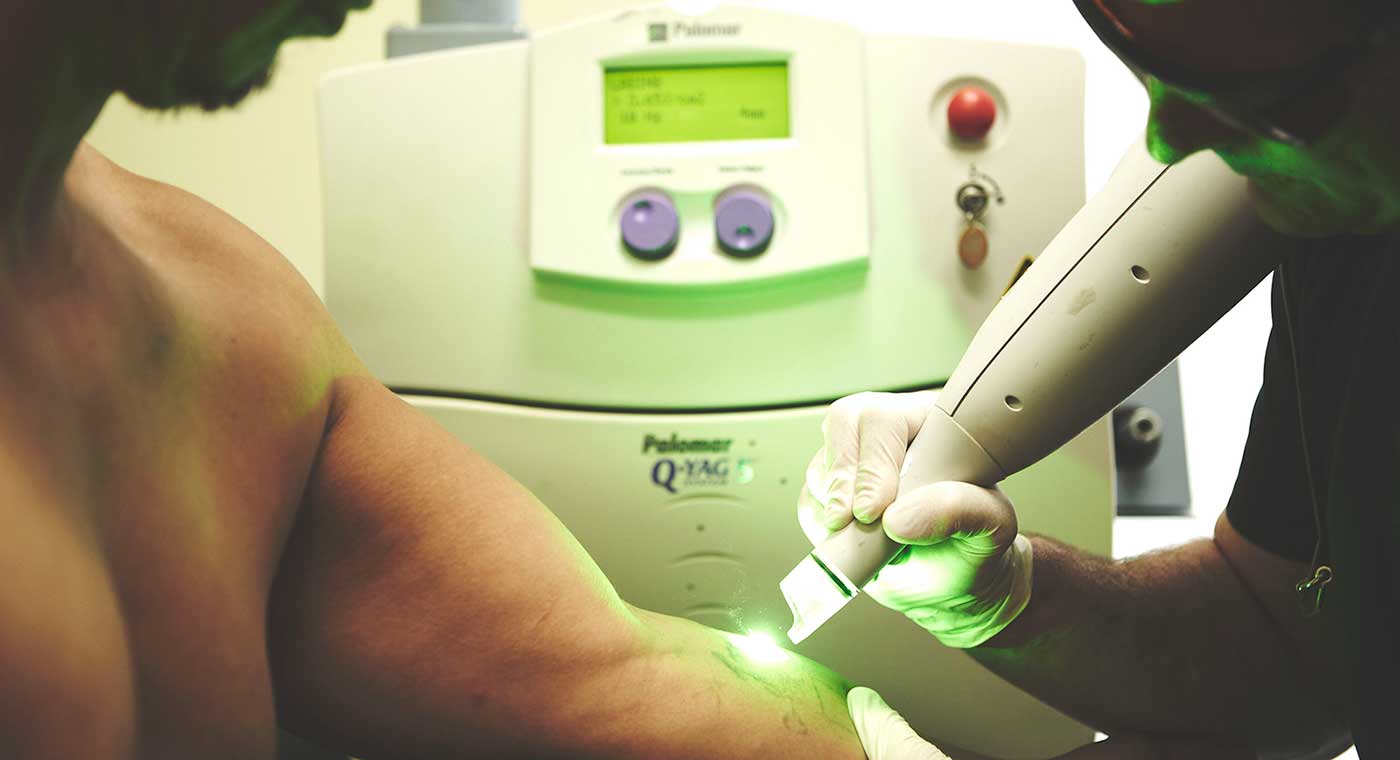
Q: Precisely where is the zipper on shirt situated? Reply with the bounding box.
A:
[1277,264,1332,617]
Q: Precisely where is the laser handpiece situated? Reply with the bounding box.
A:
[783,140,1291,643]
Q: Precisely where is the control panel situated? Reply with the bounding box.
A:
[528,7,868,287]
[320,8,1086,412]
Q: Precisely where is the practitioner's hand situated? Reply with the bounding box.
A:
[847,686,951,760]
[798,392,1032,648]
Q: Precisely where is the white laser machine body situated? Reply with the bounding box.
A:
[783,141,1287,642]
[321,5,1111,757]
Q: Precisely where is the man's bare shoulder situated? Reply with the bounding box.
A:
[0,144,382,759]
[73,144,330,334]
[69,144,360,395]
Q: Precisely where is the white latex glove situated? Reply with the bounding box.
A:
[847,686,951,760]
[798,392,1033,648]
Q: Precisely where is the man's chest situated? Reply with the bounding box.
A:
[1,352,328,758]
[2,172,347,756]
[91,410,315,756]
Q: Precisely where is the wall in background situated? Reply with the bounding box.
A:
[86,0,1272,544]
[86,0,628,295]
[88,1,413,295]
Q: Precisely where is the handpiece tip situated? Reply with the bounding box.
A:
[780,554,857,644]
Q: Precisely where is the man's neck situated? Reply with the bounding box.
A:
[0,11,110,266]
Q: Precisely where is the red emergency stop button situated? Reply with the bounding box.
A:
[947,86,996,140]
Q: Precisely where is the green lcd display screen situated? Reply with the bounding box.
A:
[603,63,790,144]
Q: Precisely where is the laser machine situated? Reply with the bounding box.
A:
[321,4,1114,756]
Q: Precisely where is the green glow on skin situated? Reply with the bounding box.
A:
[729,630,792,666]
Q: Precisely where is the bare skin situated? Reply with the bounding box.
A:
[974,521,1350,758]
[0,5,866,759]
[0,144,865,760]
[1,146,331,757]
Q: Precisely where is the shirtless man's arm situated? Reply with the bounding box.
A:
[0,149,867,760]
[272,367,862,757]
[267,335,866,758]
[1,143,867,759]
[1,3,873,756]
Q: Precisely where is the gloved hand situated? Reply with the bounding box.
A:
[847,686,951,760]
[798,391,1033,648]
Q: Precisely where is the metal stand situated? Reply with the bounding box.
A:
[387,0,527,58]
[1114,360,1192,516]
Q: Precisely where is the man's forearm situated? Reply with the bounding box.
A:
[604,609,865,760]
[969,536,1340,747]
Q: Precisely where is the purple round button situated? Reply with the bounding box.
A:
[714,189,774,258]
[619,191,679,261]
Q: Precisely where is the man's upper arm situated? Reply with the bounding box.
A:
[267,372,649,757]
[266,370,863,759]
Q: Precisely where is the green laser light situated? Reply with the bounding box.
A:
[731,630,791,665]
